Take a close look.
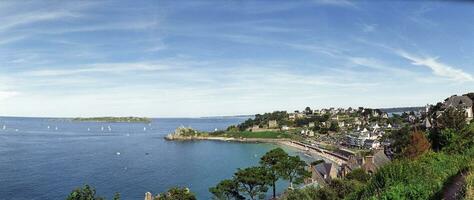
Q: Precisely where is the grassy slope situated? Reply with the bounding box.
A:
[211,131,295,139]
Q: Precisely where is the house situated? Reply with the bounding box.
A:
[361,150,391,174]
[308,122,315,128]
[442,95,474,122]
[382,113,389,119]
[307,162,338,186]
[268,120,278,129]
[423,118,432,128]
[364,139,380,149]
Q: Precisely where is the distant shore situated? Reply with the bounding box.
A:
[165,136,346,165]
[72,117,151,123]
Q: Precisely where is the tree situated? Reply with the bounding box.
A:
[304,107,313,115]
[437,107,467,131]
[234,167,270,200]
[329,121,339,132]
[113,193,120,200]
[259,148,288,199]
[209,179,244,200]
[66,185,105,200]
[278,155,310,189]
[155,187,196,200]
[387,126,411,158]
[345,168,370,183]
[403,132,431,159]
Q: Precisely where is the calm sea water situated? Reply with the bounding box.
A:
[0,117,316,200]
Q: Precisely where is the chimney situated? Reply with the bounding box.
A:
[364,156,374,164]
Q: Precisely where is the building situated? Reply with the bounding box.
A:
[268,120,278,129]
[361,150,391,174]
[442,95,474,122]
[307,162,338,186]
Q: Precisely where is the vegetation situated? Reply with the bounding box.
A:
[73,116,151,123]
[154,187,196,200]
[210,147,309,200]
[211,130,295,139]
[237,111,290,131]
[66,185,112,200]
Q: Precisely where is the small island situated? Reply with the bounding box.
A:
[73,116,152,123]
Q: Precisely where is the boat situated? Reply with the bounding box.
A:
[47,125,50,129]
[108,126,112,131]
[87,128,90,131]
[101,126,104,131]
[116,152,121,155]
[2,125,5,130]
[143,127,147,131]
[55,126,58,130]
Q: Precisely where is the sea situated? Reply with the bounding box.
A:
[0,117,321,200]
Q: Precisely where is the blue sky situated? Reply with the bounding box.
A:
[0,0,473,117]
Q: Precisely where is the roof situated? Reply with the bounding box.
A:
[444,96,473,108]
[314,162,336,178]
[373,150,390,168]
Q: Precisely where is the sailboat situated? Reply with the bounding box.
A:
[47,125,50,129]
[101,126,104,131]
[55,126,58,131]
[143,127,147,131]
[2,125,6,130]
[108,126,112,131]
[87,128,90,131]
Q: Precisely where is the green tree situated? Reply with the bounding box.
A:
[234,167,270,200]
[437,107,467,131]
[154,187,196,200]
[345,168,370,183]
[113,193,120,200]
[278,155,310,189]
[66,185,105,200]
[259,148,288,199]
[209,179,244,200]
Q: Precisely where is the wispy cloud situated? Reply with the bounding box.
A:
[361,23,377,33]
[312,0,357,8]
[25,62,175,77]
[397,50,473,82]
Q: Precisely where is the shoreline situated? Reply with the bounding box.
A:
[165,136,347,165]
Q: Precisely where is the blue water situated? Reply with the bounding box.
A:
[0,117,316,200]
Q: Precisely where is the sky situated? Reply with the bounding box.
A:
[0,0,474,117]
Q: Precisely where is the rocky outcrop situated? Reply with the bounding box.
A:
[165,126,202,140]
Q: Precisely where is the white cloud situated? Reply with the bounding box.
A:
[397,50,473,82]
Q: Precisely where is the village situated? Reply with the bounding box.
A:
[237,94,474,188]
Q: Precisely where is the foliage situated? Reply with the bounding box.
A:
[329,121,339,132]
[437,107,467,131]
[154,187,197,200]
[209,179,244,200]
[237,111,289,131]
[350,148,474,199]
[465,161,474,200]
[403,131,431,159]
[234,167,270,200]
[66,185,105,200]
[345,168,370,183]
[211,130,293,139]
[386,126,411,158]
[259,148,288,199]
[278,155,310,189]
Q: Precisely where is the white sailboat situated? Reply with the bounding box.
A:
[101,126,104,131]
[2,125,6,130]
[108,126,112,131]
[47,125,50,129]
[143,127,147,131]
[87,128,90,131]
[55,126,58,131]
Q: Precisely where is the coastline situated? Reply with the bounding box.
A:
[165,136,347,165]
